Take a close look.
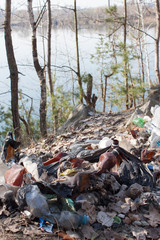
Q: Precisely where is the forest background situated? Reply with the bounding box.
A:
[0,0,159,146]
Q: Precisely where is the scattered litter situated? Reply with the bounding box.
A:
[0,103,160,239]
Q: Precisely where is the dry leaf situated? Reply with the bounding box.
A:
[147,228,160,239]
[104,229,126,240]
[56,230,78,240]
[81,225,97,240]
[144,205,160,227]
[108,200,130,214]
[6,224,22,233]
[97,211,113,227]
[131,226,147,240]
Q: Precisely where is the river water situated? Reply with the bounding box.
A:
[0,26,156,116]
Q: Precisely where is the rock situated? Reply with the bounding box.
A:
[140,221,149,227]
[133,220,143,227]
[115,184,128,200]
[128,213,141,222]
[118,213,125,219]
[126,183,143,200]
[140,85,160,117]
[57,104,94,133]
[123,217,132,225]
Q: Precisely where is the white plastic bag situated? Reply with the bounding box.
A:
[151,105,160,129]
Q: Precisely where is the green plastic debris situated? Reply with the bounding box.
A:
[132,117,145,128]
[113,216,121,224]
[61,198,76,212]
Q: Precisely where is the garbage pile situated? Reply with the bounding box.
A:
[0,105,160,240]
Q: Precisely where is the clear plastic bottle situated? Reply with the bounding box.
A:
[53,210,89,230]
[133,117,145,128]
[25,185,54,223]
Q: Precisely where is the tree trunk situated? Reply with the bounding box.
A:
[74,0,83,103]
[124,0,129,110]
[83,74,97,110]
[155,0,160,84]
[137,1,145,102]
[28,0,47,137]
[138,0,152,87]
[4,0,21,140]
[47,0,56,131]
[103,75,108,112]
[47,0,53,97]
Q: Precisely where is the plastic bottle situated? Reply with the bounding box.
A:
[97,151,117,174]
[151,105,160,129]
[25,185,54,223]
[132,117,145,128]
[150,134,160,148]
[53,210,89,230]
[156,140,160,147]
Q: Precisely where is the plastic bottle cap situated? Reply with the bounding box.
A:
[83,215,89,225]
[148,165,153,171]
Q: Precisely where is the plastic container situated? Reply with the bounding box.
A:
[156,141,160,147]
[147,165,153,172]
[97,151,117,174]
[53,210,89,230]
[151,105,160,129]
[144,115,160,148]
[98,137,113,149]
[24,185,54,223]
[150,134,160,148]
[132,117,145,128]
[39,218,53,233]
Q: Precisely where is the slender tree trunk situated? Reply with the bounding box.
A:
[155,0,160,84]
[47,0,57,131]
[137,0,152,87]
[47,0,53,97]
[74,0,83,103]
[4,0,21,140]
[28,0,47,137]
[124,0,129,109]
[103,72,114,112]
[112,36,117,65]
[103,75,107,112]
[137,1,145,102]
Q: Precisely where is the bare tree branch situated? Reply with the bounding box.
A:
[127,21,156,41]
[35,0,48,28]
[51,64,78,75]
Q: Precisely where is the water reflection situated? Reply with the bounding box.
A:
[0,26,156,114]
